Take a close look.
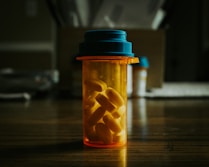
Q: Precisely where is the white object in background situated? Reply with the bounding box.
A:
[132,56,149,97]
[146,82,209,98]
[151,9,165,30]
[132,68,147,97]
[92,0,165,29]
[75,0,90,27]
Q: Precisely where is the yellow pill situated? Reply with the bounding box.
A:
[88,106,106,126]
[113,130,126,143]
[84,91,99,110]
[95,93,116,112]
[95,123,112,144]
[86,91,99,103]
[85,126,98,141]
[120,112,126,129]
[84,100,94,111]
[103,114,122,133]
[85,79,107,92]
[84,102,99,120]
[105,87,124,107]
[112,105,126,118]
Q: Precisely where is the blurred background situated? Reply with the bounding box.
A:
[0,0,209,98]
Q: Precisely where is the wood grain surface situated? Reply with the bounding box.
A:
[0,98,209,166]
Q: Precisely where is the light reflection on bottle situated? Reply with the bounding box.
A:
[127,99,133,135]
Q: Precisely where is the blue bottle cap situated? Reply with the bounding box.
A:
[135,56,149,68]
[78,29,134,57]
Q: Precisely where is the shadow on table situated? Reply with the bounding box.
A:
[0,140,84,158]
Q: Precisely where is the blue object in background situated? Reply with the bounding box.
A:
[138,56,149,68]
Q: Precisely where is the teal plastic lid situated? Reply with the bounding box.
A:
[135,56,149,68]
[78,29,134,57]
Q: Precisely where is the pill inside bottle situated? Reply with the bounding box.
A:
[77,30,139,148]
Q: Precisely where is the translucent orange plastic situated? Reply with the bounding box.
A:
[77,56,139,64]
[78,56,138,148]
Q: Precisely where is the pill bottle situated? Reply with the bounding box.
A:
[132,56,149,97]
[77,30,138,148]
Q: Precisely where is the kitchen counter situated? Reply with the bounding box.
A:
[0,97,209,166]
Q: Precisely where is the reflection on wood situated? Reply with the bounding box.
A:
[0,98,209,166]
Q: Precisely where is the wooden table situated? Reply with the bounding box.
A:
[0,97,209,166]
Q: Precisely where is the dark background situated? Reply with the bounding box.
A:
[163,0,209,81]
[0,0,208,82]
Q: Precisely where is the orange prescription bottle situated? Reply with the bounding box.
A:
[77,30,138,148]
